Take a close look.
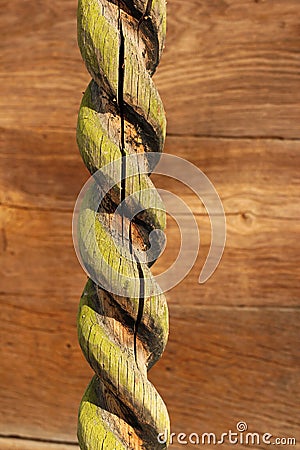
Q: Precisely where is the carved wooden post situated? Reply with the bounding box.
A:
[76,0,169,448]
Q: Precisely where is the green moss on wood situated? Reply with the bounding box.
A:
[76,0,169,448]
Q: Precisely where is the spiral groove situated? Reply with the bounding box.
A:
[76,0,169,448]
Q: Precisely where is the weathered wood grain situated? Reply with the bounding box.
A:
[1,128,299,219]
[0,128,88,212]
[1,0,299,445]
[159,0,300,138]
[1,127,298,441]
[1,295,299,445]
[150,306,300,449]
[1,131,299,306]
[0,438,78,450]
[1,0,300,137]
[1,202,298,307]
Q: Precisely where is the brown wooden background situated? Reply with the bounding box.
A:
[1,0,299,449]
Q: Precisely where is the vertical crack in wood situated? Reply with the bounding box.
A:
[117,2,145,367]
[117,4,126,237]
[76,0,170,447]
[138,0,153,29]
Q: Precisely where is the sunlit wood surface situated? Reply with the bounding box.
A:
[1,0,299,448]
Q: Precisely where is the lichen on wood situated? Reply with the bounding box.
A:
[76,0,170,448]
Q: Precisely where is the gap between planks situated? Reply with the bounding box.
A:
[0,292,299,311]
[2,124,300,142]
[0,202,298,223]
[167,133,300,142]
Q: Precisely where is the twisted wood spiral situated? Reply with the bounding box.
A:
[76,0,170,448]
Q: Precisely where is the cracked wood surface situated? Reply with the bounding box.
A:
[0,300,299,448]
[75,0,170,448]
[1,0,300,448]
[1,131,298,306]
[0,132,299,447]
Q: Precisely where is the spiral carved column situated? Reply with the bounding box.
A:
[76,0,170,448]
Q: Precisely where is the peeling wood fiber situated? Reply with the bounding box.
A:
[76,0,169,448]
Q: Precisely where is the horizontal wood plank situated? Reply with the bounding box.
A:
[1,0,300,137]
[0,128,88,212]
[150,306,300,449]
[1,131,299,306]
[159,0,300,138]
[0,438,78,450]
[1,128,299,219]
[0,298,299,445]
[1,0,300,445]
[0,203,299,307]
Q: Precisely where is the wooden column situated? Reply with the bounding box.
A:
[76,0,170,448]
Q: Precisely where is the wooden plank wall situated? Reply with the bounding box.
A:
[1,0,299,449]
